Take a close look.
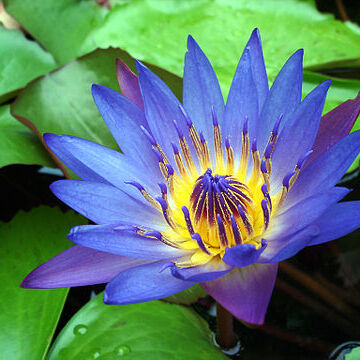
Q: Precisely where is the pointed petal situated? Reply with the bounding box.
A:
[183,35,225,152]
[50,180,163,227]
[307,201,360,246]
[269,187,350,240]
[68,224,186,259]
[245,28,269,111]
[257,50,303,153]
[104,260,195,304]
[309,92,360,163]
[271,80,331,193]
[21,245,151,288]
[44,133,160,195]
[135,60,194,162]
[202,263,278,325]
[285,131,360,206]
[116,59,144,110]
[222,240,267,267]
[223,48,258,158]
[91,85,161,179]
[170,258,231,282]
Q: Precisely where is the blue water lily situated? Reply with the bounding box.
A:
[22,29,360,325]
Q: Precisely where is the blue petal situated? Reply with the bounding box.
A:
[223,29,269,157]
[268,187,351,240]
[135,60,196,163]
[222,240,267,267]
[183,35,225,153]
[285,130,360,207]
[104,260,195,305]
[258,227,316,263]
[21,245,151,288]
[170,258,231,282]
[271,80,331,193]
[44,133,160,195]
[202,263,278,325]
[245,28,269,111]
[307,201,360,246]
[92,85,161,180]
[256,49,303,153]
[50,180,164,227]
[223,48,258,159]
[68,224,188,259]
[44,133,108,184]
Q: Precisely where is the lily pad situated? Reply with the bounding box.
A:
[0,25,56,102]
[48,293,226,360]
[0,207,87,360]
[0,105,54,168]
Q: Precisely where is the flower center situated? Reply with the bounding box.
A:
[127,106,312,267]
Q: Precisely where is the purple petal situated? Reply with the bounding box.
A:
[21,245,151,288]
[269,187,351,240]
[307,201,360,246]
[259,227,316,263]
[44,133,160,195]
[50,180,164,227]
[285,131,360,207]
[222,240,267,267]
[170,258,232,282]
[44,133,108,184]
[245,28,269,111]
[104,260,195,304]
[223,48,258,159]
[257,49,303,153]
[201,263,278,325]
[135,60,195,163]
[183,35,225,152]
[92,85,161,180]
[68,224,187,259]
[116,59,144,110]
[271,80,331,193]
[308,92,360,163]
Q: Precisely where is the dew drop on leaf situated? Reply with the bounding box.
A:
[113,345,131,356]
[73,324,88,336]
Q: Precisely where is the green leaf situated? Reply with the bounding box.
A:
[0,207,87,360]
[0,25,57,102]
[345,346,360,360]
[81,0,360,85]
[164,283,207,305]
[3,0,107,65]
[48,293,226,360]
[10,48,182,155]
[0,105,54,168]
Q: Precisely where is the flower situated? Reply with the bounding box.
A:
[22,29,360,325]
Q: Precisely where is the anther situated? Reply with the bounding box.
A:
[237,204,254,235]
[296,150,313,170]
[192,233,211,255]
[261,199,270,230]
[217,214,228,248]
[140,125,156,146]
[261,183,272,212]
[182,206,194,235]
[178,104,192,127]
[156,196,177,230]
[158,182,167,200]
[231,215,242,245]
[125,181,161,211]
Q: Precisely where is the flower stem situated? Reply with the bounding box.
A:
[216,302,238,350]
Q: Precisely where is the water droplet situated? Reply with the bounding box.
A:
[113,345,131,357]
[73,324,88,336]
[91,349,101,359]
